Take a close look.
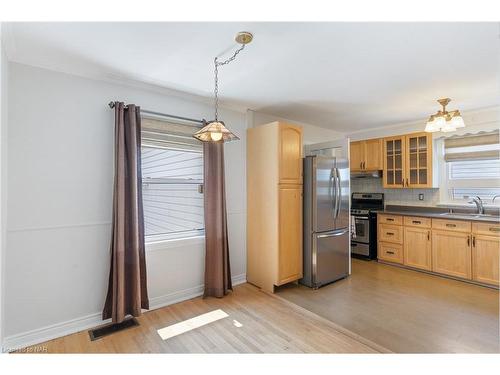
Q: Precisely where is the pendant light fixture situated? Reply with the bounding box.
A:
[193,31,253,143]
[425,98,465,133]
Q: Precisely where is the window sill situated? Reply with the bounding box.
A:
[146,235,205,253]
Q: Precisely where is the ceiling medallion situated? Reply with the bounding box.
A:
[193,31,253,143]
[425,98,465,133]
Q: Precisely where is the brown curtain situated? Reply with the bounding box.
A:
[203,141,232,297]
[103,102,149,323]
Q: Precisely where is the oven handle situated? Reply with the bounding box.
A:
[354,216,369,220]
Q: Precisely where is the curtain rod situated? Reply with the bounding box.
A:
[108,101,205,125]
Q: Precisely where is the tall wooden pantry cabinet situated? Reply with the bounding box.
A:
[247,121,303,293]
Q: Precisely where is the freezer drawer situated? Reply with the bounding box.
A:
[301,228,349,288]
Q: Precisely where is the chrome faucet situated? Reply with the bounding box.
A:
[493,194,500,204]
[469,196,484,214]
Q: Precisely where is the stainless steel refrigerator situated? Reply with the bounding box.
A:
[300,152,350,289]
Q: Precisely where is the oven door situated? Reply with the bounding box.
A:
[352,215,370,244]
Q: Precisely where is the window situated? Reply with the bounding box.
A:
[141,117,204,242]
[440,131,500,204]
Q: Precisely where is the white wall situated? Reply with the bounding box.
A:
[248,109,343,145]
[3,63,247,348]
[0,26,9,350]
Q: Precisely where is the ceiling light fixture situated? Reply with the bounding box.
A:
[193,31,253,143]
[425,98,465,133]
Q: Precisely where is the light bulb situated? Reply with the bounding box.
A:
[210,131,223,141]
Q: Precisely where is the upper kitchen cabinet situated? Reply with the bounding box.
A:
[383,132,436,188]
[350,138,383,172]
[279,123,303,184]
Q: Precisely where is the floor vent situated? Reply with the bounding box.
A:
[88,317,139,341]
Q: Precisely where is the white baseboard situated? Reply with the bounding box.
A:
[2,274,246,351]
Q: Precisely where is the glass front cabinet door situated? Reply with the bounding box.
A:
[383,136,405,188]
[405,132,432,188]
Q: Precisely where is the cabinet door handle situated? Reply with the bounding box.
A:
[386,218,394,222]
[472,236,476,247]
[412,220,421,224]
[406,178,409,187]
[386,251,395,255]
[427,231,430,241]
[467,236,470,246]
[386,232,394,236]
[489,227,500,232]
[360,162,363,169]
[446,223,457,228]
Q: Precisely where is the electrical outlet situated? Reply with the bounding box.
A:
[418,193,424,201]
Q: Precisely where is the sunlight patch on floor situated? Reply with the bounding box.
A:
[157,309,229,340]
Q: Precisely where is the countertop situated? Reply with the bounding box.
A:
[375,206,500,224]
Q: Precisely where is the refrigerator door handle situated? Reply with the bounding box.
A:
[334,167,341,219]
[330,168,337,218]
[317,229,350,238]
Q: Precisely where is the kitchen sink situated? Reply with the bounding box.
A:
[439,212,499,219]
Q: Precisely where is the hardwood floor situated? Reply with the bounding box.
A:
[277,259,500,353]
[21,283,387,353]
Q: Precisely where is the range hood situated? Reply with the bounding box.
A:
[350,170,382,179]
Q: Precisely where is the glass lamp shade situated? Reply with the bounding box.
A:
[441,120,457,133]
[193,121,240,143]
[433,115,446,130]
[425,117,440,132]
[450,114,465,128]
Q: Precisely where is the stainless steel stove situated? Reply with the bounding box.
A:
[351,193,384,259]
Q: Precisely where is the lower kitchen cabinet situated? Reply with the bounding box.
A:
[277,185,303,285]
[378,242,404,264]
[378,214,498,287]
[432,230,472,280]
[472,235,499,286]
[404,227,432,271]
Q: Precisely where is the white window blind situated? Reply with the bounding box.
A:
[442,130,500,203]
[141,117,205,241]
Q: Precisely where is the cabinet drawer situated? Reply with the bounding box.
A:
[432,218,471,233]
[378,224,403,244]
[404,216,431,228]
[378,214,403,225]
[472,222,500,237]
[378,242,403,264]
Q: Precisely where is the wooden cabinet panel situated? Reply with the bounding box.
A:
[378,214,403,225]
[278,186,303,284]
[378,224,404,244]
[432,230,472,279]
[472,222,500,237]
[378,242,404,264]
[383,136,405,188]
[404,216,432,228]
[404,227,432,270]
[432,219,471,233]
[350,141,364,172]
[364,138,383,170]
[472,235,499,285]
[279,124,303,184]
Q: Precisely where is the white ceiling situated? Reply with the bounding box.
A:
[4,22,499,132]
